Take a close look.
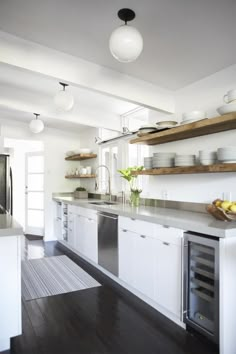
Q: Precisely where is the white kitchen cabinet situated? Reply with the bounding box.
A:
[119,228,157,300]
[0,235,22,351]
[119,228,135,284]
[155,239,182,318]
[119,216,183,319]
[133,233,157,299]
[75,214,98,263]
[68,211,76,248]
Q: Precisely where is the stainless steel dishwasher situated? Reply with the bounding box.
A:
[98,211,118,276]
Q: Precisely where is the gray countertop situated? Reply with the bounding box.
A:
[0,214,23,237]
[53,196,236,238]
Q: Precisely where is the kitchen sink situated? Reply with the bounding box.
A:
[89,201,116,205]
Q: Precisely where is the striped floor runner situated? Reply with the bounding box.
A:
[22,255,101,301]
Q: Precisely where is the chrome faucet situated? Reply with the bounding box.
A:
[95,165,112,201]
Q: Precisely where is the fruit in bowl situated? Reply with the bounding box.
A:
[207,199,236,222]
[212,199,236,213]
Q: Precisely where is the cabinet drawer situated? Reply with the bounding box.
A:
[119,216,157,237]
[77,206,97,221]
[155,227,183,246]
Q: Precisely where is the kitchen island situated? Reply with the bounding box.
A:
[53,195,236,354]
[0,214,23,352]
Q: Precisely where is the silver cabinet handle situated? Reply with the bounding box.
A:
[140,235,146,238]
[163,225,170,228]
[122,229,127,232]
[163,241,170,246]
[69,228,72,232]
[131,218,136,221]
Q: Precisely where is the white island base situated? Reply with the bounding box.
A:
[0,234,22,352]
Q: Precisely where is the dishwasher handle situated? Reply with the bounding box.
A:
[98,212,118,220]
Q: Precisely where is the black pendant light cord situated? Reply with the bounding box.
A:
[59,82,69,91]
[33,113,40,120]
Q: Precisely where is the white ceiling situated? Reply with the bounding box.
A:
[0,0,235,90]
[0,63,146,132]
[0,106,88,133]
[0,64,138,115]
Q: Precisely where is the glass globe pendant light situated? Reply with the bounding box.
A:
[54,82,74,111]
[109,8,143,63]
[29,113,44,133]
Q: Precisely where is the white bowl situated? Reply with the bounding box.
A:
[66,150,75,157]
[80,148,92,154]
[217,103,236,116]
[182,110,206,121]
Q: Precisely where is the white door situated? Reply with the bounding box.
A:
[133,233,156,300]
[155,240,182,317]
[118,228,135,284]
[68,212,76,248]
[75,215,86,254]
[83,217,98,263]
[25,152,44,236]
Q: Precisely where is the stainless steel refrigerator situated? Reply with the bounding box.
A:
[0,154,12,214]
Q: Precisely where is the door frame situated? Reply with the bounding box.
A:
[25,151,45,236]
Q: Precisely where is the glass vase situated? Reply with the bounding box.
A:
[130,189,141,207]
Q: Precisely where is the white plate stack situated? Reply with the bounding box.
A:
[199,150,217,165]
[174,154,196,167]
[144,157,153,169]
[217,147,236,163]
[152,152,175,168]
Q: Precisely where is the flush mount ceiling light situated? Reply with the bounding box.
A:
[109,8,143,63]
[29,113,44,134]
[54,82,74,111]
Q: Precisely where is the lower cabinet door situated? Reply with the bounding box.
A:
[75,215,86,254]
[118,229,135,284]
[68,213,76,247]
[133,233,157,300]
[84,217,98,263]
[119,228,157,301]
[155,240,181,318]
[75,215,98,263]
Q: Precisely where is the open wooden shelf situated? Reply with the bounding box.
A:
[131,163,236,176]
[130,113,236,145]
[65,174,96,179]
[65,154,97,161]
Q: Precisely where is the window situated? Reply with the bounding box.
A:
[99,142,122,193]
[99,138,149,194]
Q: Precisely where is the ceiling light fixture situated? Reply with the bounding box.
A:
[29,113,44,133]
[54,82,74,111]
[109,8,143,63]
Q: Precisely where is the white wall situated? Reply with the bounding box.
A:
[1,120,83,240]
[141,64,236,203]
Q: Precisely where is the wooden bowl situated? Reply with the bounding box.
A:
[206,204,236,222]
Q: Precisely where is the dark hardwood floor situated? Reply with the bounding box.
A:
[7,238,218,354]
